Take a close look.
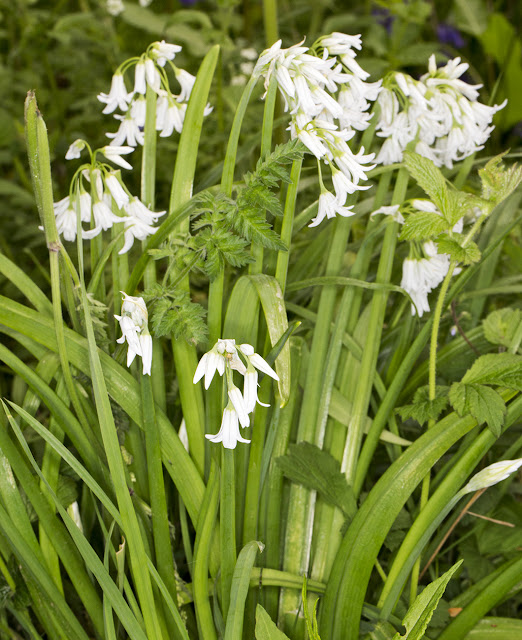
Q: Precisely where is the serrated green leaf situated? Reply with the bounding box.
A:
[400,211,449,241]
[397,385,449,426]
[479,153,522,205]
[255,605,291,640]
[150,293,207,344]
[449,382,506,436]
[483,308,522,348]
[392,561,463,640]
[437,237,481,264]
[276,442,356,517]
[403,152,449,215]
[461,353,522,390]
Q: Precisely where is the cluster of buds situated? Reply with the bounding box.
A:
[114,293,152,375]
[253,33,381,227]
[54,141,165,249]
[375,55,505,168]
[97,40,211,147]
[193,339,279,449]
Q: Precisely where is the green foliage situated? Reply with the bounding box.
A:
[302,579,322,640]
[436,237,481,265]
[479,154,522,206]
[403,152,450,218]
[392,561,463,640]
[449,383,506,435]
[400,211,448,241]
[255,605,291,640]
[461,353,522,389]
[483,308,522,348]
[276,442,356,519]
[397,385,449,426]
[142,285,207,344]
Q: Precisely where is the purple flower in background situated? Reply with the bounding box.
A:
[372,7,394,34]
[437,23,465,49]
[179,0,197,5]
[511,121,522,138]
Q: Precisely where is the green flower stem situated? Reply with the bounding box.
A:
[169,46,219,478]
[141,85,167,411]
[24,93,96,457]
[274,158,303,292]
[193,461,219,640]
[262,0,278,46]
[341,167,409,487]
[249,75,278,276]
[220,447,236,622]
[409,257,458,605]
[141,374,180,630]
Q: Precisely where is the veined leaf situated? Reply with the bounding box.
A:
[437,237,481,265]
[400,212,448,241]
[483,308,521,348]
[255,605,291,640]
[449,382,506,436]
[397,385,449,426]
[403,152,449,216]
[461,353,522,390]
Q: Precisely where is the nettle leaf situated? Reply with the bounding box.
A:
[445,190,473,227]
[461,353,522,390]
[483,308,522,348]
[436,236,481,265]
[151,293,207,345]
[404,152,449,215]
[392,560,463,640]
[397,385,449,426]
[480,153,522,205]
[400,211,448,241]
[449,382,506,436]
[276,442,356,518]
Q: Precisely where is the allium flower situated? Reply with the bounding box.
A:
[97,72,130,114]
[99,145,134,170]
[150,40,182,67]
[104,173,130,209]
[370,204,405,224]
[114,293,152,375]
[106,0,124,16]
[194,339,279,448]
[52,193,97,242]
[309,190,355,227]
[463,458,522,494]
[175,69,196,102]
[65,139,86,160]
[93,199,123,231]
[107,114,145,147]
[206,404,251,449]
[133,61,147,95]
[124,197,165,224]
[254,33,380,225]
[118,217,160,254]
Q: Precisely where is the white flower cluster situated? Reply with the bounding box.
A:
[193,339,279,449]
[253,33,381,227]
[98,41,211,147]
[375,55,506,168]
[115,293,152,375]
[53,153,165,251]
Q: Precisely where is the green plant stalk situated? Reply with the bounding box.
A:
[193,461,219,640]
[250,74,278,276]
[340,167,409,486]
[141,374,179,612]
[262,0,278,46]
[409,256,460,606]
[169,46,219,479]
[141,84,167,411]
[76,223,164,638]
[221,447,236,622]
[274,158,303,292]
[25,92,95,456]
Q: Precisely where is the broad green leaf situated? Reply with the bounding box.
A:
[437,237,481,265]
[392,560,463,640]
[255,605,291,640]
[224,541,264,640]
[461,353,522,390]
[466,617,522,638]
[479,153,522,205]
[453,0,489,35]
[403,152,449,215]
[276,442,356,518]
[483,308,521,348]
[397,385,449,426]
[449,382,506,436]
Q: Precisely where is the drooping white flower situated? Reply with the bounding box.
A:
[130,96,147,128]
[228,384,250,428]
[124,197,165,224]
[175,69,196,102]
[65,139,86,160]
[144,58,161,93]
[97,72,130,114]
[118,217,159,254]
[115,293,152,375]
[104,173,130,209]
[463,458,522,494]
[370,204,405,224]
[106,0,124,16]
[205,404,251,449]
[99,145,134,170]
[309,190,355,227]
[150,40,182,67]
[133,61,147,95]
[107,114,145,147]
